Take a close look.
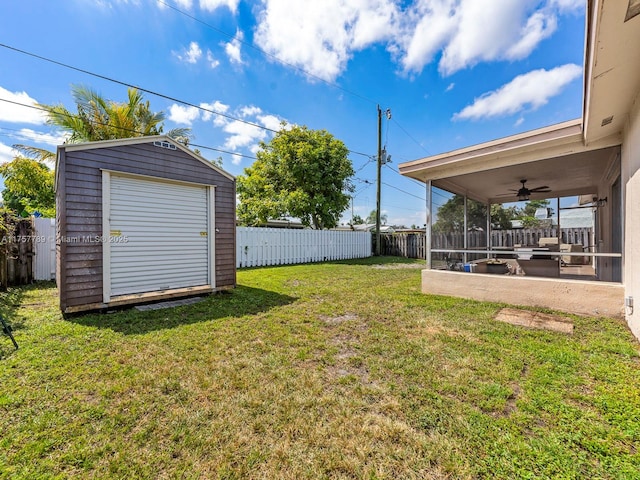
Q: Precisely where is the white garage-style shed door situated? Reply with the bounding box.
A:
[102,171,215,302]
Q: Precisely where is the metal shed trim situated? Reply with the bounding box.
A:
[102,171,214,303]
[60,135,235,182]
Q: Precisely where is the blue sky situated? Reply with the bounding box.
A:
[0,0,585,226]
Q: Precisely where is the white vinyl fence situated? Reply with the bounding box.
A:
[31,220,372,279]
[236,227,371,268]
[33,217,56,281]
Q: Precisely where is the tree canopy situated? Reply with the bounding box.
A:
[0,153,55,217]
[518,199,553,227]
[433,195,517,233]
[237,125,354,229]
[39,84,191,144]
[366,209,387,225]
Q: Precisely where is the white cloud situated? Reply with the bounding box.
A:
[453,63,582,120]
[0,142,15,164]
[222,120,268,151]
[505,11,557,60]
[391,0,568,77]
[168,104,200,125]
[224,30,244,65]
[230,152,243,165]
[514,117,525,127]
[257,114,283,132]
[239,105,262,117]
[397,0,457,76]
[550,0,584,12]
[207,103,287,158]
[253,0,570,81]
[200,0,240,13]
[206,50,220,69]
[437,1,557,76]
[254,0,399,82]
[200,101,229,124]
[11,128,67,147]
[174,0,193,8]
[0,86,46,124]
[445,82,455,92]
[175,41,202,64]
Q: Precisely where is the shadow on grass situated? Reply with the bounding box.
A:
[68,285,297,335]
[0,286,26,358]
[325,255,424,267]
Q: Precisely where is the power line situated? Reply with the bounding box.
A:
[382,163,452,202]
[382,181,426,201]
[0,43,276,133]
[0,98,258,160]
[391,118,432,156]
[0,42,372,160]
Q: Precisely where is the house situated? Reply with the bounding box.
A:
[55,135,236,313]
[351,223,396,233]
[399,0,640,338]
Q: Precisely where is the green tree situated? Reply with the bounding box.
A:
[366,209,388,225]
[433,195,516,233]
[518,199,553,227]
[39,84,191,143]
[350,214,364,225]
[237,124,354,229]
[0,154,55,217]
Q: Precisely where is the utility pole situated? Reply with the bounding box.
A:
[376,105,382,255]
[375,105,391,256]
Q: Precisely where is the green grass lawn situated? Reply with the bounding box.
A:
[1,257,639,479]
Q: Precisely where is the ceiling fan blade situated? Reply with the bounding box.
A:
[529,185,550,192]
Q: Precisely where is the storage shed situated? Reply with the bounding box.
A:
[55,136,236,313]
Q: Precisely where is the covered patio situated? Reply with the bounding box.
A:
[397,0,640,324]
[399,119,624,318]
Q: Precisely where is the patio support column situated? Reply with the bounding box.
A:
[426,180,432,269]
[557,197,561,269]
[463,195,468,264]
[487,202,492,259]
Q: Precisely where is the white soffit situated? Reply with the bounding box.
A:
[583,0,640,144]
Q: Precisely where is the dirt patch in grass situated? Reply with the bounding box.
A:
[319,313,358,325]
[371,263,425,270]
[495,307,574,334]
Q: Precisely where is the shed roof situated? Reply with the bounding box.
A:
[56,135,234,183]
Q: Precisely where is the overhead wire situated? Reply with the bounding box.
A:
[391,118,432,156]
[0,43,372,159]
[382,181,425,201]
[0,98,258,160]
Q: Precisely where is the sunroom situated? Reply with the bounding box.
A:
[398,0,640,328]
[399,119,624,318]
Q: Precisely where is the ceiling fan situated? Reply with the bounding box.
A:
[499,179,551,201]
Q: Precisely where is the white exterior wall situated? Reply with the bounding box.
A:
[622,92,640,338]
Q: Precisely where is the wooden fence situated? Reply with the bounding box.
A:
[0,215,35,290]
[381,227,594,259]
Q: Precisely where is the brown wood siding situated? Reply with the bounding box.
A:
[58,140,235,310]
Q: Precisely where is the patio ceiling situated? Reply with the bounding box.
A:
[399,120,621,204]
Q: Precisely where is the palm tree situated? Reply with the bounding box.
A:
[366,209,388,224]
[39,85,191,144]
[11,144,55,163]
